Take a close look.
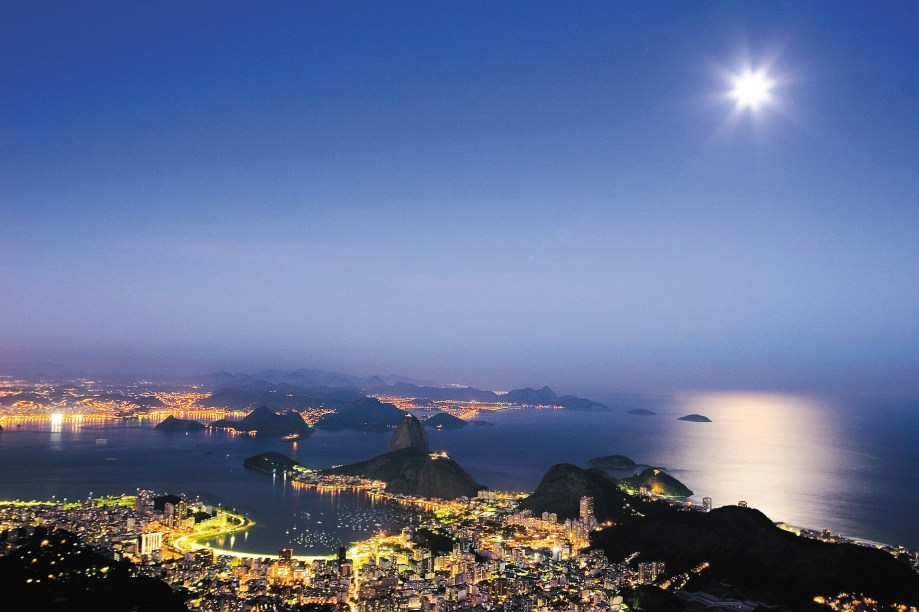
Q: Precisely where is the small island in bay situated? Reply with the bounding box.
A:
[243,451,302,475]
[619,467,693,498]
[423,412,468,429]
[678,413,712,422]
[471,420,494,426]
[587,454,642,470]
[628,408,656,416]
[154,415,206,431]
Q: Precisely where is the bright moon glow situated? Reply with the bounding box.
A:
[730,69,773,110]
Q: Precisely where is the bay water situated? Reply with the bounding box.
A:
[1,391,917,555]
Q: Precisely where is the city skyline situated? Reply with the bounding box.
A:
[2,2,917,399]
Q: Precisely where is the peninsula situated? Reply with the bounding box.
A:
[210,406,312,437]
[322,414,484,500]
[619,467,693,498]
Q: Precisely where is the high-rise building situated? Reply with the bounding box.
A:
[140,531,162,555]
[637,560,666,584]
[579,496,594,523]
[702,497,712,512]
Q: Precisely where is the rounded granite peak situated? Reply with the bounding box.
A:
[389,413,429,452]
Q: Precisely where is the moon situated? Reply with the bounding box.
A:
[730,69,774,110]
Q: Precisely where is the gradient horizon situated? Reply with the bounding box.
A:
[2,2,917,398]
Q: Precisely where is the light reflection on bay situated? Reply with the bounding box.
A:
[0,394,917,552]
[662,391,855,532]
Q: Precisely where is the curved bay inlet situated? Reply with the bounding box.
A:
[0,391,917,554]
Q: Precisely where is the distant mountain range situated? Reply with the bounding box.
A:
[200,382,366,411]
[201,369,609,411]
[201,369,429,391]
[369,382,607,410]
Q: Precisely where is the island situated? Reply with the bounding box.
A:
[628,408,656,416]
[587,454,643,470]
[153,415,206,432]
[678,413,712,422]
[243,451,302,475]
[423,412,469,429]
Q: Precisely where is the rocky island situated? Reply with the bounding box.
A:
[678,413,712,422]
[628,408,656,415]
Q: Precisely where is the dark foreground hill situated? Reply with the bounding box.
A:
[0,526,188,611]
[591,503,919,610]
[324,448,484,500]
[519,463,633,521]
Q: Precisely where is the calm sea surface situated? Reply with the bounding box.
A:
[1,391,917,555]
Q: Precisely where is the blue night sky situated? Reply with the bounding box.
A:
[2,1,917,397]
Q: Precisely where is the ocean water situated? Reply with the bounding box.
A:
[1,391,917,555]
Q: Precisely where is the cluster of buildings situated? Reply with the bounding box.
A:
[4,477,919,611]
[0,491,231,564]
[0,483,678,611]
